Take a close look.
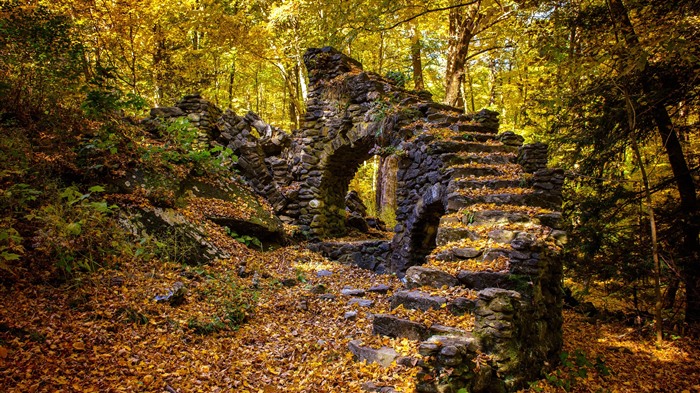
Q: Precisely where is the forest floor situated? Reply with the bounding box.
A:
[1,241,699,393]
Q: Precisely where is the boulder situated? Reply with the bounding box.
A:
[391,290,447,311]
[348,340,398,367]
[405,266,458,289]
[372,314,430,341]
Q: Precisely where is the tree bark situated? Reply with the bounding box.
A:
[607,0,700,325]
[410,25,425,91]
[444,5,474,107]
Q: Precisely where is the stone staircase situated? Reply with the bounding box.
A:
[328,107,565,392]
[166,46,565,392]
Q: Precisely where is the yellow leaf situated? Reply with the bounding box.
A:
[0,346,7,359]
[73,342,86,351]
[143,375,154,385]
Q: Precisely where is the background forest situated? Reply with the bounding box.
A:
[1,0,700,391]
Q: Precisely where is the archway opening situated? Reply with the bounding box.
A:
[408,200,445,268]
[348,155,398,232]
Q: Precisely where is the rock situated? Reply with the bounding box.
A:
[316,270,333,277]
[349,298,374,307]
[319,294,337,301]
[496,131,525,146]
[345,190,368,217]
[366,217,387,231]
[372,314,430,341]
[457,271,512,290]
[155,281,187,306]
[430,325,469,337]
[344,311,358,320]
[390,290,447,311]
[347,212,370,233]
[237,265,250,278]
[348,340,398,367]
[309,284,327,294]
[281,278,298,287]
[120,206,229,265]
[447,297,476,315]
[181,179,285,245]
[453,247,482,259]
[404,266,458,289]
[341,288,366,297]
[150,106,185,118]
[361,381,399,393]
[367,284,391,294]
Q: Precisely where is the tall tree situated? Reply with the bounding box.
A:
[444,0,511,108]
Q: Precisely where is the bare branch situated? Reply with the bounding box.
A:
[358,1,480,32]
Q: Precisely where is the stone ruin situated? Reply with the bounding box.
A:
[146,47,565,392]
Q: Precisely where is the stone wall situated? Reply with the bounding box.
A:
[147,47,565,392]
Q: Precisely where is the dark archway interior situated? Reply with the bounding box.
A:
[319,137,375,237]
[408,200,446,268]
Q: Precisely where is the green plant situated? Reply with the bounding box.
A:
[81,66,148,118]
[114,307,149,325]
[224,226,262,251]
[541,350,611,391]
[29,184,126,276]
[385,70,410,88]
[0,183,41,213]
[141,117,238,176]
[0,226,23,274]
[187,286,255,335]
[463,210,476,224]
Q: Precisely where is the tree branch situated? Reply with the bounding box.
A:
[359,1,480,32]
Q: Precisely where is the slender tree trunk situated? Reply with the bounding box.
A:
[410,25,425,91]
[228,62,235,109]
[630,130,663,344]
[608,0,700,325]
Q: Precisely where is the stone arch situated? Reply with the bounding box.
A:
[390,184,447,274]
[311,133,377,237]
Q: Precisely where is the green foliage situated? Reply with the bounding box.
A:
[540,350,611,391]
[114,307,149,325]
[348,157,379,217]
[1,183,41,213]
[81,66,148,118]
[0,2,85,117]
[0,225,22,274]
[385,70,410,88]
[188,279,256,335]
[29,185,125,276]
[224,227,263,251]
[141,118,238,176]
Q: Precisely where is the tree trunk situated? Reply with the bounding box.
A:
[607,0,700,325]
[410,25,425,91]
[375,155,399,221]
[444,5,473,107]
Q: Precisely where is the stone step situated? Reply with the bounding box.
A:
[442,152,517,166]
[436,225,536,246]
[446,191,533,212]
[446,165,505,178]
[449,178,525,190]
[372,313,431,341]
[442,208,562,228]
[456,271,523,290]
[450,132,497,143]
[404,266,459,289]
[428,141,518,155]
[446,191,561,212]
[449,122,499,135]
[372,313,471,341]
[390,290,476,316]
[428,245,546,277]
